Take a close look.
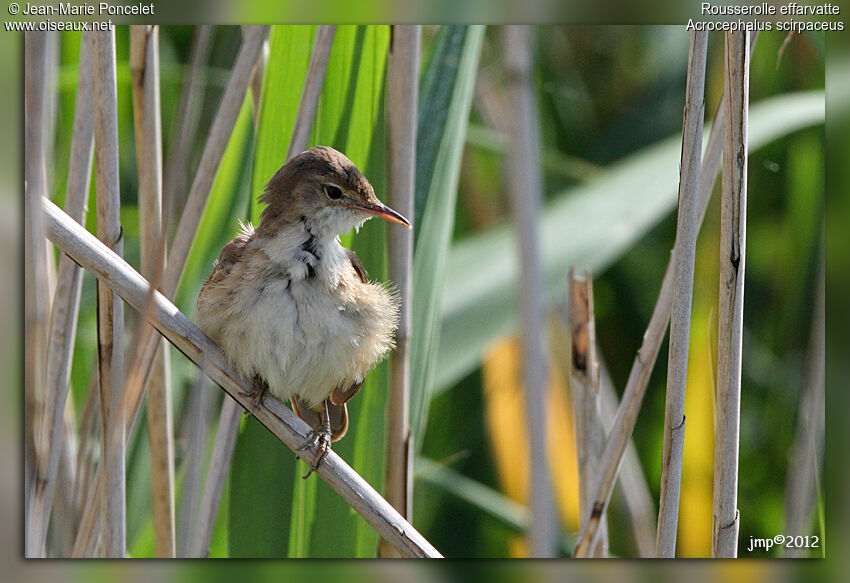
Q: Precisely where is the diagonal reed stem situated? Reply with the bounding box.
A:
[712,30,750,558]
[286,25,335,158]
[163,25,214,217]
[656,30,708,558]
[42,196,442,558]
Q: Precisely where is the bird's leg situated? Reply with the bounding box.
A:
[239,375,269,413]
[301,400,332,479]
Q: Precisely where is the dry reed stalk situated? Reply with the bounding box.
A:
[30,35,94,557]
[243,25,268,122]
[163,25,214,216]
[783,243,824,557]
[116,27,268,456]
[572,32,760,558]
[42,196,442,558]
[90,29,127,558]
[286,26,335,157]
[382,26,421,557]
[712,30,750,558]
[502,25,558,557]
[569,270,608,557]
[188,396,242,557]
[184,24,336,555]
[176,374,213,556]
[656,30,708,558]
[597,363,657,557]
[131,25,176,558]
[24,30,52,558]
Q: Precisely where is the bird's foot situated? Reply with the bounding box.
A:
[239,377,269,414]
[298,428,331,479]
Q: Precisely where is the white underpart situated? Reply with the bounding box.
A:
[197,210,396,409]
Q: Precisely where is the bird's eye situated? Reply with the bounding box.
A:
[323,184,343,200]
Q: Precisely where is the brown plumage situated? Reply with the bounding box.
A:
[196,146,410,474]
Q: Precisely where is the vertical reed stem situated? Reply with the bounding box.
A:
[656,30,708,558]
[131,25,176,558]
[783,242,824,556]
[712,30,750,558]
[24,30,51,558]
[569,270,608,557]
[382,26,421,556]
[36,37,95,557]
[502,25,558,557]
[90,28,126,557]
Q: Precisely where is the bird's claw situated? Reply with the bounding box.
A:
[238,385,267,414]
[299,430,331,479]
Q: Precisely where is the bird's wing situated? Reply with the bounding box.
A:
[345,247,369,283]
[198,227,253,300]
[329,380,363,406]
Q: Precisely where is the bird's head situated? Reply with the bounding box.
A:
[256,146,411,237]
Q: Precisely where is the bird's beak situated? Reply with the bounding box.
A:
[351,202,412,228]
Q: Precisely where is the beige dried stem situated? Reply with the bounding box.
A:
[597,363,657,558]
[182,25,337,557]
[569,270,608,557]
[572,32,760,558]
[163,25,214,215]
[90,29,127,558]
[783,241,824,557]
[286,25,336,158]
[502,25,559,557]
[122,26,269,430]
[656,30,708,558]
[712,30,750,558]
[43,196,442,558]
[131,25,176,558]
[33,36,94,557]
[381,25,421,559]
[24,30,52,558]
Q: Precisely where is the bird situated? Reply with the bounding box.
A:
[196,146,411,477]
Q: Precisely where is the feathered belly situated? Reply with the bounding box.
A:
[200,275,397,409]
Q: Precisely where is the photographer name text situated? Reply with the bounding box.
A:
[17,2,154,16]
